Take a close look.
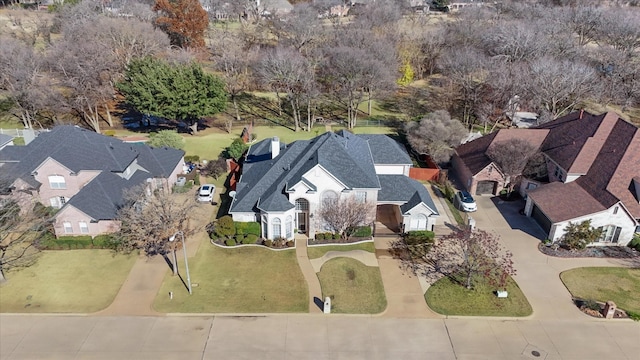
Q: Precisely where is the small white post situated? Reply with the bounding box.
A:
[323,297,331,314]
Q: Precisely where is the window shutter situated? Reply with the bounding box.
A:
[612,227,622,243]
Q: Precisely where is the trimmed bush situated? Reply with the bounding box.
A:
[245,234,258,244]
[629,234,640,251]
[235,221,261,236]
[286,240,295,247]
[236,235,245,244]
[184,155,200,163]
[263,239,273,247]
[216,216,236,239]
[353,226,372,238]
[332,233,340,240]
[40,236,94,250]
[316,233,325,240]
[584,299,600,311]
[226,238,237,246]
[404,231,435,246]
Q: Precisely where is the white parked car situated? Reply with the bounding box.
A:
[197,184,215,202]
[455,191,477,212]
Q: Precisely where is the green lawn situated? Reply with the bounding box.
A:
[307,242,375,259]
[425,275,533,317]
[0,250,136,313]
[317,258,387,314]
[560,267,640,314]
[153,243,308,313]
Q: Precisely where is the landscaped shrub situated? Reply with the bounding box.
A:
[584,299,600,311]
[216,216,236,239]
[236,235,245,244]
[226,238,237,246]
[352,226,372,238]
[629,234,640,251]
[332,233,340,240]
[234,221,261,236]
[560,220,602,250]
[40,236,94,249]
[286,240,294,247]
[273,237,286,247]
[263,239,273,247]
[404,231,435,246]
[184,155,200,163]
[245,234,258,244]
[316,233,325,240]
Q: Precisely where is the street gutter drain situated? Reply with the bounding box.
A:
[531,350,541,357]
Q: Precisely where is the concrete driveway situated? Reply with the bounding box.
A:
[472,195,633,320]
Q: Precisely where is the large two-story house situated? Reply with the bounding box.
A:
[452,111,640,246]
[0,126,185,237]
[229,130,439,240]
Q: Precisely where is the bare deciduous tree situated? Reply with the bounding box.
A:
[318,196,374,240]
[487,138,539,194]
[393,228,516,290]
[404,110,467,164]
[595,9,640,57]
[116,188,195,275]
[0,198,54,283]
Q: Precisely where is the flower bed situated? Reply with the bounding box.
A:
[539,243,640,259]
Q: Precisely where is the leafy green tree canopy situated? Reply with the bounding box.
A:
[148,130,185,150]
[117,57,227,133]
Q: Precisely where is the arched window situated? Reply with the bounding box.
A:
[321,190,338,206]
[295,198,309,211]
[285,216,293,238]
[272,217,281,238]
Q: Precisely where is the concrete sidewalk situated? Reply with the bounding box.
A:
[309,249,378,272]
[295,236,323,313]
[3,314,638,359]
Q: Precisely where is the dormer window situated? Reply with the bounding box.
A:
[48,175,66,189]
[554,166,564,182]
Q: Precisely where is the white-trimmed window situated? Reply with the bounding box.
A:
[285,216,293,238]
[598,225,621,243]
[48,175,66,189]
[63,222,73,234]
[49,196,67,209]
[272,217,281,238]
[613,206,619,215]
[295,198,309,211]
[261,215,268,238]
[354,191,366,203]
[79,221,89,234]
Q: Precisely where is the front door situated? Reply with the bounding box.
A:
[297,212,307,233]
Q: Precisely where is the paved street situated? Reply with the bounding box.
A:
[1,314,639,359]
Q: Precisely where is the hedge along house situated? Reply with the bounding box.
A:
[228,130,439,240]
[0,126,185,237]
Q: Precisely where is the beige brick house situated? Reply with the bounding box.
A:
[0,126,185,237]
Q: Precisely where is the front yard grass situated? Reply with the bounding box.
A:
[307,242,375,259]
[425,275,533,317]
[317,258,386,314]
[153,243,308,313]
[0,250,136,313]
[560,267,640,314]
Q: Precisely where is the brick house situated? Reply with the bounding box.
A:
[0,126,185,237]
[453,111,640,246]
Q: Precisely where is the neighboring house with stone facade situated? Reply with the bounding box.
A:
[0,126,185,237]
[229,130,439,240]
[453,111,640,246]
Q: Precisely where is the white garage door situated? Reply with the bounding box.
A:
[410,214,428,231]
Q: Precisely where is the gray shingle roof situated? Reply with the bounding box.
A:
[378,175,439,215]
[357,134,412,165]
[0,125,184,220]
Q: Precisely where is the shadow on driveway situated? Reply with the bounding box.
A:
[490,197,547,240]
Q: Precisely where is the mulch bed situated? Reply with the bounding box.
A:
[539,243,640,259]
[573,298,629,319]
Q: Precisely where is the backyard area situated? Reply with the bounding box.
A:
[560,267,640,316]
[425,275,533,317]
[0,250,136,313]
[317,258,386,314]
[153,243,308,313]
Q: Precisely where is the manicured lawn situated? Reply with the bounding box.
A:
[425,275,533,317]
[560,267,640,314]
[307,242,375,259]
[445,198,465,225]
[0,250,136,313]
[317,258,387,314]
[153,243,308,313]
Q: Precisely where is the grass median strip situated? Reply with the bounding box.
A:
[317,258,386,314]
[153,243,308,313]
[0,250,136,313]
[425,275,532,317]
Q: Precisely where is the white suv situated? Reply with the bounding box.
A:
[455,191,477,212]
[197,184,215,202]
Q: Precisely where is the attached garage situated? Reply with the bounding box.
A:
[476,180,497,195]
[531,204,552,235]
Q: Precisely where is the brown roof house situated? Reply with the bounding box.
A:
[453,111,640,246]
[0,126,185,237]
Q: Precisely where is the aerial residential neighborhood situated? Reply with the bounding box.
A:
[0,0,639,359]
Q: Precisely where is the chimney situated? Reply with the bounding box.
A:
[271,136,280,159]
